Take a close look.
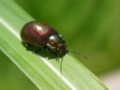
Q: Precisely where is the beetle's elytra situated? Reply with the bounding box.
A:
[21,21,68,57]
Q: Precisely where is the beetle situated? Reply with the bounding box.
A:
[21,21,87,58]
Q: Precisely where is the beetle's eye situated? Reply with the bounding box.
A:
[57,43,66,53]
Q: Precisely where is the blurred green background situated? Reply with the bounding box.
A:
[0,0,120,90]
[15,0,120,75]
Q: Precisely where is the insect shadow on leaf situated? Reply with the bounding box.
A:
[22,41,66,74]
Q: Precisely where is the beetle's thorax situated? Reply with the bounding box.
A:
[46,34,67,53]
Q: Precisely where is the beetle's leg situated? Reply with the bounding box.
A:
[55,53,60,62]
[22,41,29,47]
[56,53,63,74]
[44,46,50,52]
[60,58,63,74]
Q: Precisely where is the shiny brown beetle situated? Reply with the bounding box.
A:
[21,21,87,58]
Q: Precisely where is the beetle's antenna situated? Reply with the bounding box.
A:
[67,49,88,59]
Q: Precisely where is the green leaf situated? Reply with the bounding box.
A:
[0,0,108,90]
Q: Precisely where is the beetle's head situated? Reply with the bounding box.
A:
[47,34,67,54]
[47,34,87,58]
